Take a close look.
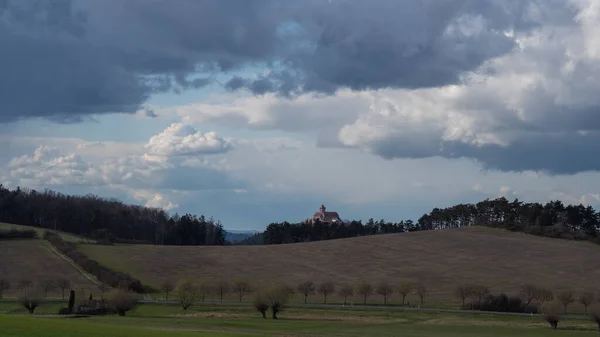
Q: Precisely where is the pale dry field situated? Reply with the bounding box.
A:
[78,226,600,308]
[0,239,98,298]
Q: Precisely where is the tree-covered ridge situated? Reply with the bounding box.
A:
[263,198,600,245]
[0,185,225,246]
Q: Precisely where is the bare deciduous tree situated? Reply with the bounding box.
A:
[535,288,554,306]
[98,283,109,300]
[454,284,473,309]
[174,278,198,310]
[357,280,373,305]
[214,279,230,303]
[376,281,393,305]
[106,289,137,316]
[39,279,55,299]
[296,281,315,304]
[471,285,490,308]
[519,284,538,307]
[233,279,253,302]
[558,290,574,313]
[18,279,32,292]
[19,286,42,314]
[397,282,413,306]
[415,282,428,306]
[198,281,212,303]
[0,279,10,299]
[318,282,335,304]
[160,280,174,301]
[580,292,595,315]
[56,278,71,300]
[339,284,354,306]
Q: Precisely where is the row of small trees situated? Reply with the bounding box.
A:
[455,283,598,314]
[160,278,429,308]
[0,277,84,300]
[294,280,427,306]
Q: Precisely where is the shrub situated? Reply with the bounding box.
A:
[467,293,537,313]
[106,289,137,316]
[541,302,563,330]
[174,278,198,310]
[58,307,70,315]
[252,292,269,319]
[267,285,290,319]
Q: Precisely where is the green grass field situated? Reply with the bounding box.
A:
[0,301,599,336]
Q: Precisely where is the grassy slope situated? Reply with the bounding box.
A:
[0,222,93,243]
[78,226,600,307]
[0,239,98,298]
[0,302,597,337]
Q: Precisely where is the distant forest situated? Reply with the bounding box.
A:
[262,198,600,245]
[2,184,599,247]
[0,185,225,245]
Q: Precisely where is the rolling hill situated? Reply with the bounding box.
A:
[76,226,600,305]
[0,239,99,298]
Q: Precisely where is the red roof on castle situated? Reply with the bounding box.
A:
[311,205,341,223]
[313,211,340,222]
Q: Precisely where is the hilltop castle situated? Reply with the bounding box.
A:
[306,205,342,224]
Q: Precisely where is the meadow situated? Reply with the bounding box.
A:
[0,301,599,337]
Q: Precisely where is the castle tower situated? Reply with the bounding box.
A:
[320,204,326,213]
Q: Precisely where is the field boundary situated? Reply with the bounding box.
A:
[42,240,101,286]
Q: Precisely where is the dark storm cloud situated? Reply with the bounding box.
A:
[0,0,547,122]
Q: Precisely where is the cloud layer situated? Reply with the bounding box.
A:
[141,0,600,175]
[0,0,555,122]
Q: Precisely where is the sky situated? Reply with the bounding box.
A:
[2,0,600,231]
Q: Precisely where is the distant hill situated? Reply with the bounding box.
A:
[76,226,600,310]
[224,230,259,243]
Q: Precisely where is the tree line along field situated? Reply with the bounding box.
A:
[1,301,600,337]
[74,226,600,311]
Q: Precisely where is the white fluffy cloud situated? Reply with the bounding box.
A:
[7,146,101,186]
[145,123,231,157]
[1,124,241,211]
